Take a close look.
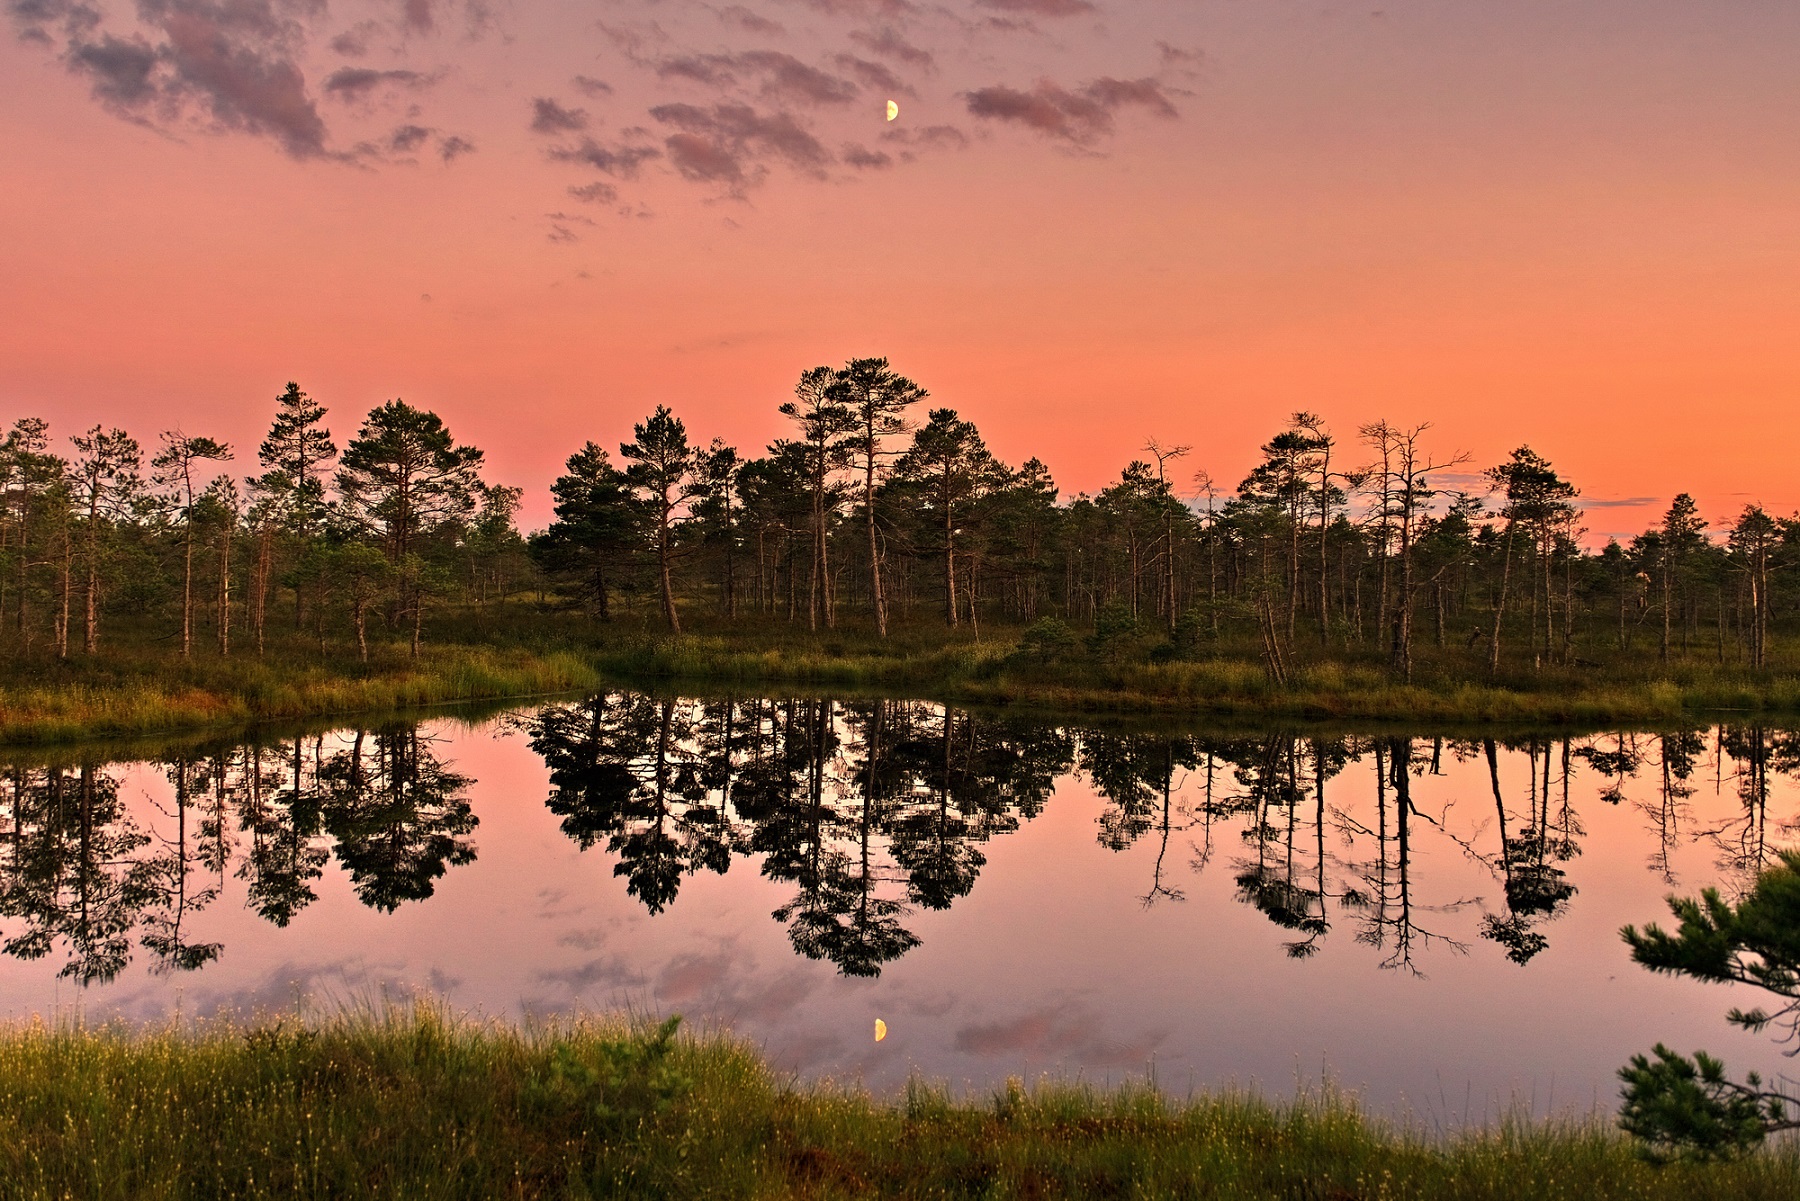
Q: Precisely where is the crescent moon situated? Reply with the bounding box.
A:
[886,100,899,121]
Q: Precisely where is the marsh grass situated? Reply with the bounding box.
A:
[0,1006,1793,1199]
[590,618,1800,725]
[8,605,1800,744]
[0,636,599,745]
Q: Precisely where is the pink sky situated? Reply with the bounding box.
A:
[3,0,1798,538]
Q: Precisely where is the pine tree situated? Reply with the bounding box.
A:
[335,401,485,655]
[67,426,142,658]
[152,432,233,659]
[1618,850,1800,1157]
[831,357,925,636]
[619,406,698,633]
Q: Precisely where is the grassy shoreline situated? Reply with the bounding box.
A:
[592,628,1800,725]
[7,611,1800,745]
[0,643,601,745]
[0,1007,1791,1200]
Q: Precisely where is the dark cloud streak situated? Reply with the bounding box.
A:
[323,67,431,101]
[652,50,859,108]
[718,4,783,35]
[847,25,933,70]
[833,53,912,97]
[530,96,589,134]
[548,136,662,177]
[976,0,1094,15]
[841,142,890,169]
[650,101,831,189]
[965,76,1176,145]
[20,0,331,157]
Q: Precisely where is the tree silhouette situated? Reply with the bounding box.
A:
[619,407,698,633]
[534,442,637,622]
[320,727,478,912]
[335,401,485,653]
[67,426,141,658]
[831,357,926,637]
[892,409,999,627]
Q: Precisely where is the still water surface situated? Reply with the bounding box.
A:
[0,692,1792,1123]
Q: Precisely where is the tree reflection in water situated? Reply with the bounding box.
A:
[0,725,474,982]
[521,695,1070,977]
[0,700,1798,985]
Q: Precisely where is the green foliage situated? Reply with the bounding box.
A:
[1619,850,1800,1157]
[1013,617,1080,663]
[1150,608,1211,662]
[524,1015,693,1129]
[1624,849,1800,1039]
[1086,600,1143,663]
[1618,1044,1787,1160]
[534,441,639,620]
[1173,607,1208,653]
[335,399,485,562]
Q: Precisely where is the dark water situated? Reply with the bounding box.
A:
[0,693,1792,1122]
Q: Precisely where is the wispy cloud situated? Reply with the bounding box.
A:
[833,53,913,98]
[718,4,784,35]
[61,0,333,159]
[652,50,861,109]
[965,75,1177,145]
[847,26,934,70]
[976,0,1094,16]
[323,67,432,102]
[547,136,662,177]
[7,0,479,160]
[530,97,589,134]
[841,142,891,169]
[650,101,832,188]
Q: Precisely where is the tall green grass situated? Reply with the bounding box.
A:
[0,1007,1791,1199]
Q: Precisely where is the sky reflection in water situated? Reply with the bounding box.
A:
[0,694,1792,1123]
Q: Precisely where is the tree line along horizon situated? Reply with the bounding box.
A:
[0,356,1789,679]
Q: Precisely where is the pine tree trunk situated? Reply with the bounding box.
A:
[867,455,886,636]
[1165,506,1178,636]
[83,520,100,655]
[658,511,681,634]
[57,533,71,660]
[181,525,194,659]
[1660,562,1671,661]
[943,477,957,628]
[218,528,231,657]
[254,527,270,657]
[1488,521,1516,675]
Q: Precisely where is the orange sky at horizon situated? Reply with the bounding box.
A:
[3,0,1797,541]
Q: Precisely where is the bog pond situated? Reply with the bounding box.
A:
[0,690,1792,1124]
